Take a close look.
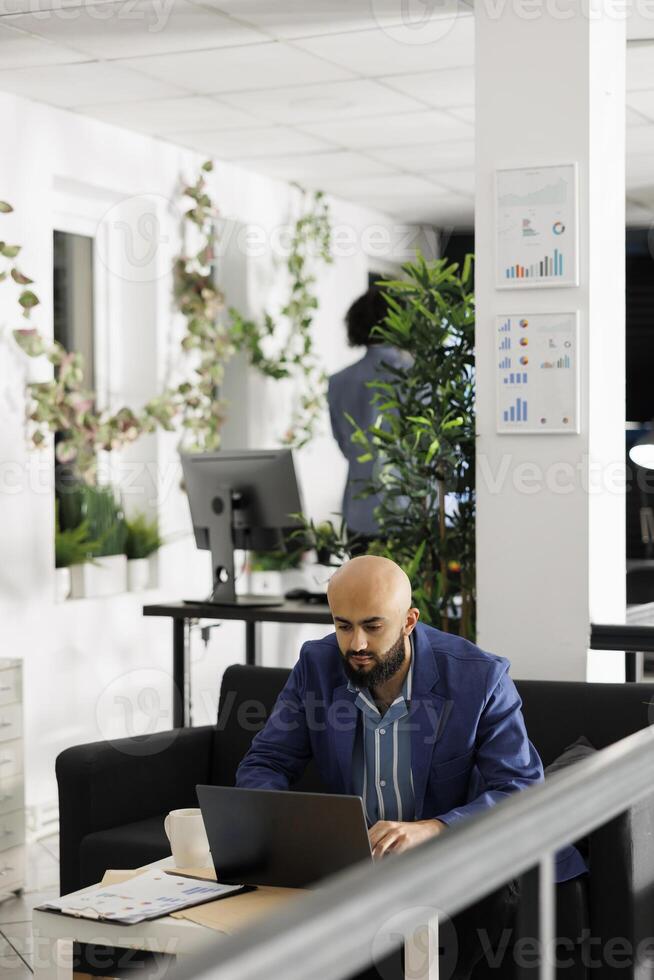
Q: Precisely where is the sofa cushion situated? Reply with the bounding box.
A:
[211,665,290,786]
[78,814,169,891]
[544,736,597,866]
[544,736,596,777]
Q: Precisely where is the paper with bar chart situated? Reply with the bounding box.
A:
[496,164,578,288]
[496,312,579,434]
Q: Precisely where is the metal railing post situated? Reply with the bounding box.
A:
[516,855,555,980]
[404,916,439,980]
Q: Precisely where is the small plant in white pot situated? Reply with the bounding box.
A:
[245,547,308,597]
[54,507,99,602]
[125,513,161,592]
[287,515,360,592]
[69,485,128,599]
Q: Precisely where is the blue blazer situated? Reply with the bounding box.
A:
[236,622,587,882]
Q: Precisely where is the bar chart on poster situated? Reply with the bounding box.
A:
[496,313,580,433]
[496,164,578,288]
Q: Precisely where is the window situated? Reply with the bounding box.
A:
[53,230,95,527]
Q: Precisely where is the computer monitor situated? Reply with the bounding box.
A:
[180,449,304,606]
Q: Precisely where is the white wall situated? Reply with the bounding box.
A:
[0,89,412,829]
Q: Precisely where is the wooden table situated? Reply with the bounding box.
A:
[32,855,439,980]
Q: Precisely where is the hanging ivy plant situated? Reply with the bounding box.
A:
[6,160,333,482]
[171,160,233,453]
[228,185,333,447]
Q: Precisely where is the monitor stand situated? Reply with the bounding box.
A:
[184,487,287,607]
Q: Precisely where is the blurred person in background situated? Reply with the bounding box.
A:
[328,286,408,553]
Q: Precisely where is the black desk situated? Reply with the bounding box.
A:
[590,622,654,682]
[143,600,333,727]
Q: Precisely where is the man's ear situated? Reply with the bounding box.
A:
[404,607,420,633]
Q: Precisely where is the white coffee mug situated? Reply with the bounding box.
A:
[163,808,212,869]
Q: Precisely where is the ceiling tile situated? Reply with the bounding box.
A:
[417,195,474,226]
[447,105,474,124]
[370,195,471,223]
[627,125,654,154]
[220,78,424,125]
[318,174,449,215]
[626,153,654,186]
[0,21,87,67]
[171,125,334,159]
[118,40,354,93]
[627,11,654,41]
[4,0,268,60]
[293,14,474,77]
[0,0,113,10]
[0,60,185,106]
[80,95,261,134]
[627,43,654,91]
[187,0,465,39]
[626,105,651,127]
[626,187,654,212]
[300,109,472,150]
[368,140,475,171]
[380,66,474,108]
[627,89,654,122]
[231,150,395,183]
[382,193,473,226]
[626,199,654,225]
[312,172,444,194]
[426,169,474,196]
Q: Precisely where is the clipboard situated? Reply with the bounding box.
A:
[35,869,248,925]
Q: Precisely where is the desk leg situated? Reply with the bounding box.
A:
[173,618,189,728]
[405,918,439,980]
[625,649,644,682]
[245,621,259,667]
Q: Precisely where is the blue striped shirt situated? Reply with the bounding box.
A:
[348,635,416,826]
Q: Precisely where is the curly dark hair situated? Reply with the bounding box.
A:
[345,286,389,348]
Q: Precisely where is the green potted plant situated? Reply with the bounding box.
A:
[286,515,360,592]
[347,254,476,638]
[54,503,99,602]
[69,485,128,599]
[125,513,162,592]
[245,546,307,597]
[289,515,358,564]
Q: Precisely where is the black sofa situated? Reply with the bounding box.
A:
[56,667,654,979]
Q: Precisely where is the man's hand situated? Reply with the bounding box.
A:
[369,819,447,859]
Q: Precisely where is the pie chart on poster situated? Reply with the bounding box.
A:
[553,221,565,235]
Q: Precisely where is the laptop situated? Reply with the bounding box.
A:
[196,784,373,888]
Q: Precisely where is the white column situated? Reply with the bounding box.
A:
[474,1,626,680]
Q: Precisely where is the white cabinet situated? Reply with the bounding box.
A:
[0,659,24,899]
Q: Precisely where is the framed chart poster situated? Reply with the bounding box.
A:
[496,164,578,288]
[496,312,580,434]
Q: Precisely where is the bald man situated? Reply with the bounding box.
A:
[236,556,586,976]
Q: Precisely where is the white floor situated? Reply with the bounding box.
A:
[0,833,59,977]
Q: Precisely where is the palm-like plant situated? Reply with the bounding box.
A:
[348,254,476,638]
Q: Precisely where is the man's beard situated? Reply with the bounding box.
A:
[342,629,406,689]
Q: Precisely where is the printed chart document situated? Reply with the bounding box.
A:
[35,868,246,924]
